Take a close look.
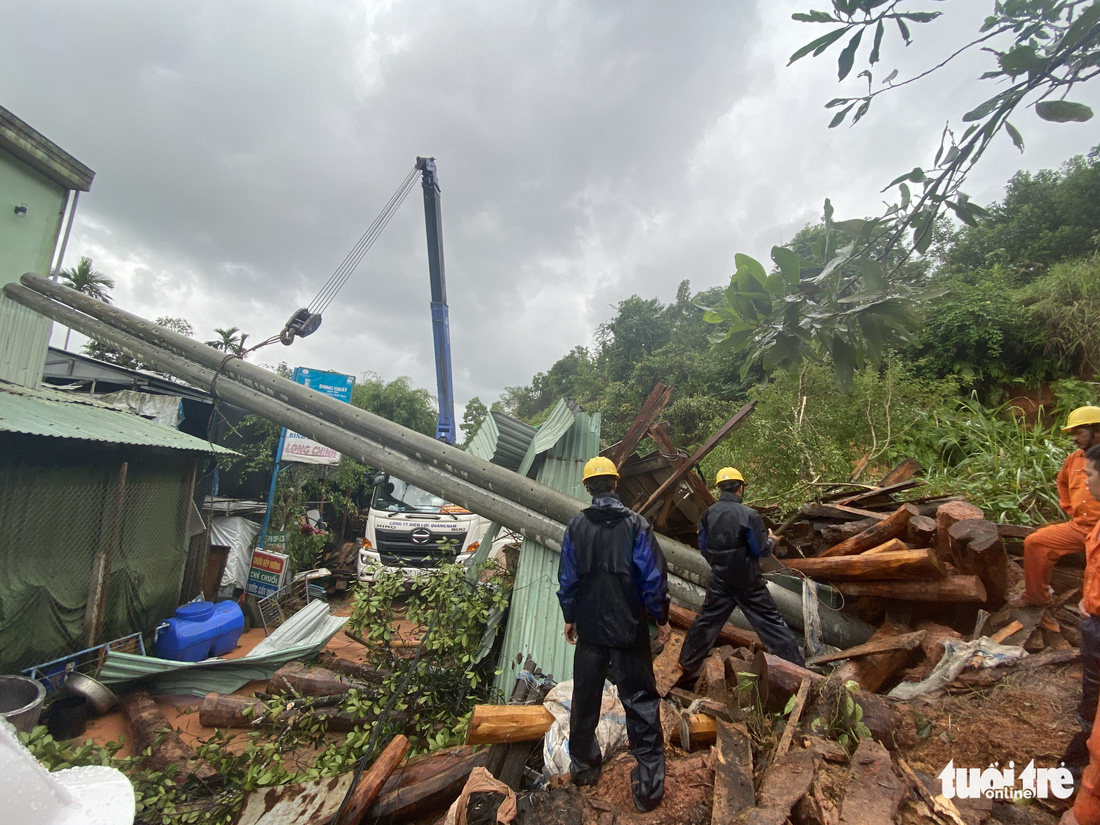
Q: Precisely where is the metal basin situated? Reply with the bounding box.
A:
[63,671,119,716]
[0,675,46,733]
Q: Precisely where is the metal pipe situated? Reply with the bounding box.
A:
[15,273,714,582]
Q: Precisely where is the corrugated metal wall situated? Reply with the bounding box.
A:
[494,405,600,694]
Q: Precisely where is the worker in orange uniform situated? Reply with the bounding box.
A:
[1059,445,1100,823]
[1017,406,1100,607]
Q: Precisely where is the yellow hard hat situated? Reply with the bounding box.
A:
[716,467,745,485]
[582,456,620,481]
[1063,406,1100,431]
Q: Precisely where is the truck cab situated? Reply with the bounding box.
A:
[357,474,489,579]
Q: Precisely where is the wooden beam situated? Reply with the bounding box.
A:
[876,458,922,487]
[712,721,755,823]
[817,504,920,558]
[782,547,947,581]
[466,705,555,744]
[807,630,927,665]
[648,423,715,510]
[637,400,756,515]
[606,382,675,467]
[774,678,811,758]
[366,750,487,823]
[798,503,886,521]
[834,576,987,603]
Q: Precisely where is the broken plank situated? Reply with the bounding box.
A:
[807,629,927,665]
[712,721,755,824]
[837,479,925,506]
[834,576,987,603]
[637,400,756,515]
[990,620,1023,643]
[774,678,811,758]
[782,547,947,581]
[877,458,922,487]
[798,503,887,521]
[817,503,919,558]
[606,382,675,467]
[838,739,906,825]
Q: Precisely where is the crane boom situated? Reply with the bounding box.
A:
[416,156,456,445]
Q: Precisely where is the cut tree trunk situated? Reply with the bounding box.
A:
[831,623,913,693]
[906,515,937,548]
[198,693,370,733]
[934,501,985,561]
[948,518,1009,604]
[817,504,920,558]
[782,548,947,581]
[122,690,220,785]
[267,661,368,697]
[834,576,987,603]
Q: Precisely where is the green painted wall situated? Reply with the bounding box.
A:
[0,148,66,386]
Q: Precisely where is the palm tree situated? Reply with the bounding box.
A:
[58,256,115,349]
[205,326,250,357]
[60,256,114,302]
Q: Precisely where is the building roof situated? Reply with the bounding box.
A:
[0,379,234,454]
[43,346,215,404]
[0,105,94,192]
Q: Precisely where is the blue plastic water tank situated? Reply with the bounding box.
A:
[154,600,245,662]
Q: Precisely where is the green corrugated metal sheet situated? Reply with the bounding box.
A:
[0,380,234,453]
[465,410,537,471]
[494,402,600,694]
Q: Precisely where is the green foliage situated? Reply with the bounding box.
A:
[1020,254,1100,378]
[810,679,871,751]
[60,256,114,302]
[706,360,957,511]
[204,326,250,357]
[351,372,437,437]
[916,394,1069,525]
[347,559,512,751]
[460,396,489,448]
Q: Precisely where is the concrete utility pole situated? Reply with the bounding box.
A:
[5,275,873,647]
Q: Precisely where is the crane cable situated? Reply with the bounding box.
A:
[308,164,421,316]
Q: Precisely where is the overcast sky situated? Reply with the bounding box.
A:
[4,1,1099,432]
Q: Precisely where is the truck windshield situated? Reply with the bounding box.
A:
[371,478,449,514]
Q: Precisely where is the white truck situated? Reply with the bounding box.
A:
[357,474,491,579]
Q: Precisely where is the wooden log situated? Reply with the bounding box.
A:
[807,630,927,666]
[906,514,936,547]
[198,693,373,733]
[991,620,1023,644]
[861,538,909,555]
[668,602,763,651]
[677,710,719,750]
[317,652,389,684]
[948,518,1009,603]
[799,503,886,521]
[934,500,984,561]
[333,734,410,825]
[903,622,964,682]
[838,739,906,825]
[121,690,220,785]
[783,548,947,581]
[834,576,987,603]
[379,745,476,797]
[831,623,913,693]
[817,504,920,558]
[699,654,728,706]
[268,661,367,697]
[712,721,755,824]
[366,750,487,823]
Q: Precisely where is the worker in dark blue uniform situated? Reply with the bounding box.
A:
[678,467,804,681]
[557,456,671,812]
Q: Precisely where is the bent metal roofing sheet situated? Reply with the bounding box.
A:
[0,379,234,454]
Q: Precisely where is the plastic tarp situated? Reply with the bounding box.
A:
[94,390,183,429]
[98,601,347,696]
[212,516,262,589]
[887,637,1028,700]
[542,679,627,777]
